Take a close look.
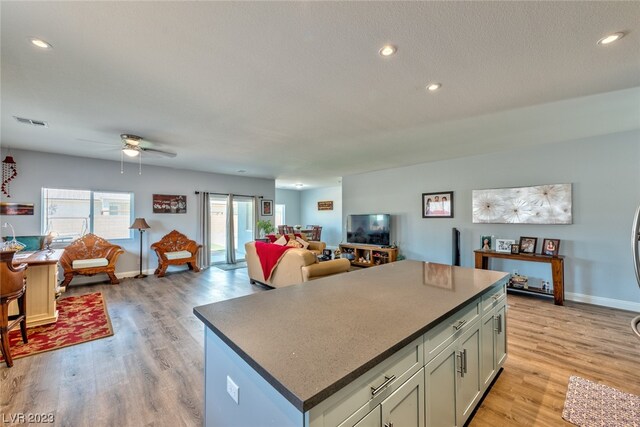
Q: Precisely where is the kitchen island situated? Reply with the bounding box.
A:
[194,260,509,427]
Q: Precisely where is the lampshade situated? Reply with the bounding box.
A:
[123,147,140,157]
[129,218,150,230]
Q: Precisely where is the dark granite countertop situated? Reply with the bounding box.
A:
[194,260,508,412]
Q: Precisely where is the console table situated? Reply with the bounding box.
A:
[474,250,564,305]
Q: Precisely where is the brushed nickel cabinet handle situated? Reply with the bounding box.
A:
[495,313,503,334]
[462,348,468,374]
[453,319,467,330]
[457,351,464,377]
[371,375,396,396]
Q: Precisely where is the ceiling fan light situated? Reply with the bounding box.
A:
[123,147,139,157]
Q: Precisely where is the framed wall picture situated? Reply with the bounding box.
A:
[510,244,520,254]
[318,201,333,211]
[153,194,187,214]
[422,191,453,218]
[261,199,273,216]
[0,202,34,215]
[518,236,538,254]
[495,239,516,253]
[542,238,561,256]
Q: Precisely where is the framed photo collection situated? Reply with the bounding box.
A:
[422,191,453,218]
[518,236,538,254]
[542,238,561,256]
[495,238,516,253]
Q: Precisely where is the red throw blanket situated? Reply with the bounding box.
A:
[254,241,293,281]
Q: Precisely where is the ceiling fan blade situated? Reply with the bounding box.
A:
[77,138,119,146]
[140,147,177,158]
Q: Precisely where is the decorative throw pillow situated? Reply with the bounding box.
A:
[286,239,303,248]
[274,236,287,246]
[294,233,308,242]
[266,234,278,243]
[296,237,310,249]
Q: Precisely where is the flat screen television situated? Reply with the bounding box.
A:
[346,214,391,246]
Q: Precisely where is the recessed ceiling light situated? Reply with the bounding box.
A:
[597,32,625,45]
[426,83,442,92]
[379,44,397,57]
[295,183,304,188]
[30,38,52,49]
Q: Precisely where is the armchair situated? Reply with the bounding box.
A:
[151,230,201,277]
[60,233,124,287]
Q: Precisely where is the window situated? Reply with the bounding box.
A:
[42,188,133,241]
[275,204,285,226]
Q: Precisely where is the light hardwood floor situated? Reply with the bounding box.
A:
[1,267,639,426]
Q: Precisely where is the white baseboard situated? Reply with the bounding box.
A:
[115,268,156,279]
[566,292,640,312]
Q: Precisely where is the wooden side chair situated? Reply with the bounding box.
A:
[0,250,28,367]
[151,230,201,277]
[60,233,124,287]
[277,225,286,235]
[284,226,295,234]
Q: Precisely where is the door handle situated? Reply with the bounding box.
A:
[457,351,465,377]
[453,319,467,330]
[462,348,468,374]
[371,375,396,396]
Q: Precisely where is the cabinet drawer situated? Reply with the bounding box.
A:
[308,337,423,427]
[481,283,506,314]
[423,299,480,363]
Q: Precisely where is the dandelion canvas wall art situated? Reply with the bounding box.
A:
[472,184,572,224]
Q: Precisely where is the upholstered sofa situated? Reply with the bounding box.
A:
[60,233,124,287]
[245,241,350,288]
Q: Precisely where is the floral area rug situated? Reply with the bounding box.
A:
[0,292,113,362]
[562,376,640,427]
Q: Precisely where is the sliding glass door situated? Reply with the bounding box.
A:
[209,195,255,264]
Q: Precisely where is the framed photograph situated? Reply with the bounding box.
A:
[261,199,273,216]
[480,235,492,251]
[422,191,454,218]
[542,238,561,256]
[153,194,187,214]
[495,238,516,253]
[318,201,333,211]
[510,244,520,254]
[518,236,538,254]
[0,202,34,215]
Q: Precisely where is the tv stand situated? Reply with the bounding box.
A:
[338,243,398,267]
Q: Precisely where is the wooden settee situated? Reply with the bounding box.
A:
[60,233,124,287]
[151,230,201,277]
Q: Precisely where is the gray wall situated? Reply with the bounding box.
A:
[300,186,342,247]
[0,148,275,276]
[275,189,301,226]
[343,130,640,309]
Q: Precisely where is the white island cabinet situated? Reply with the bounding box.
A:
[194,261,509,427]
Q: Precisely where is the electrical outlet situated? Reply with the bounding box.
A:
[513,269,518,275]
[227,376,239,404]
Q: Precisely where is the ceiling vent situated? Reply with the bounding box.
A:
[14,116,48,127]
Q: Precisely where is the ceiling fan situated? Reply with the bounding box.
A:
[120,134,176,158]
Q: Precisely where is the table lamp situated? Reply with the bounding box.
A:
[129,218,150,278]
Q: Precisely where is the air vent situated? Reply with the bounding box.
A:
[14,116,48,127]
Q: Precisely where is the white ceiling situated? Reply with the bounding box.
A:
[1,2,639,189]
